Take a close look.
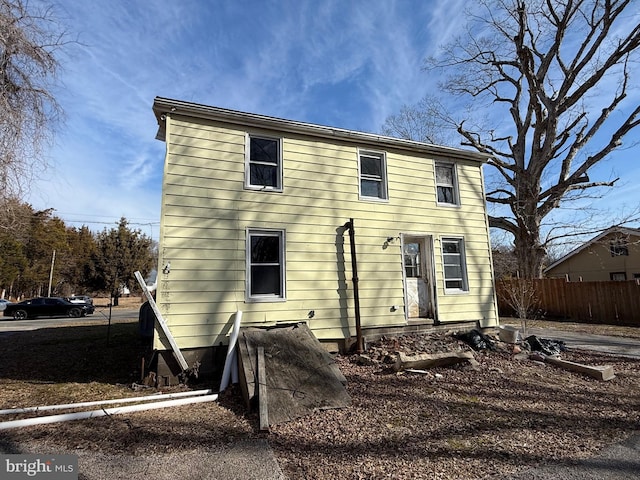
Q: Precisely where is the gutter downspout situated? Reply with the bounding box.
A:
[344,219,364,353]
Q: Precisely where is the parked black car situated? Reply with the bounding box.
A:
[3,297,95,320]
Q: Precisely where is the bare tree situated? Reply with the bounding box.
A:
[381,96,459,146]
[384,0,640,278]
[0,0,67,230]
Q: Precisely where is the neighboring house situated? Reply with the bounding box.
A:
[151,97,499,379]
[545,227,640,281]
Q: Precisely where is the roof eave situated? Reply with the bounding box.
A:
[152,96,491,163]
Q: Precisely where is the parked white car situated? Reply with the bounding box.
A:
[67,295,93,305]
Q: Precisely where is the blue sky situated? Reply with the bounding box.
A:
[28,0,640,247]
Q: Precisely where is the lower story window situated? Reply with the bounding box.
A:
[442,238,468,292]
[610,272,626,281]
[247,229,286,301]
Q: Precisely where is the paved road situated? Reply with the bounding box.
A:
[0,307,138,333]
[516,326,640,359]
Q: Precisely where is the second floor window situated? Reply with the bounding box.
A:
[359,150,388,200]
[246,135,282,191]
[610,239,629,257]
[435,163,458,205]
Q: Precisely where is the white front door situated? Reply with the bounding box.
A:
[403,236,434,319]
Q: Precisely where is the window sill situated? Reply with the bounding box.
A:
[244,185,283,193]
[359,196,389,203]
[245,297,287,303]
[444,289,469,295]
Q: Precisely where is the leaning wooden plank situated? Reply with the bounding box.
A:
[237,333,255,410]
[134,271,188,371]
[545,356,615,381]
[395,351,474,371]
[257,346,269,432]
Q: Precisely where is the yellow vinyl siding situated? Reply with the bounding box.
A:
[154,112,498,349]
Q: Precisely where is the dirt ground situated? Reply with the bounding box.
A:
[0,319,639,479]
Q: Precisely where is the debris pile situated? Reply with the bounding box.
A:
[353,327,614,382]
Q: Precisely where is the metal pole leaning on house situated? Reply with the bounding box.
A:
[345,219,364,353]
[219,310,242,392]
[134,270,189,371]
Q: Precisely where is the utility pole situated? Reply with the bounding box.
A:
[47,250,56,297]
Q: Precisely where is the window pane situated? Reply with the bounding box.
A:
[250,164,278,187]
[361,156,382,176]
[437,186,454,203]
[442,241,460,254]
[251,266,281,295]
[251,138,278,165]
[361,179,382,198]
[404,243,421,278]
[445,279,463,289]
[251,236,280,263]
[445,265,463,278]
[436,165,453,185]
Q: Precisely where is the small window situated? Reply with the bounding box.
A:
[246,229,286,301]
[404,243,421,278]
[245,135,282,191]
[442,238,468,292]
[610,272,627,281]
[435,162,458,205]
[610,239,629,257]
[359,150,388,200]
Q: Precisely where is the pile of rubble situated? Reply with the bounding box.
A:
[352,328,614,381]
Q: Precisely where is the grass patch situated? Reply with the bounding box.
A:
[0,321,148,406]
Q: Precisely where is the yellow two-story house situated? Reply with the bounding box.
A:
[151,97,498,381]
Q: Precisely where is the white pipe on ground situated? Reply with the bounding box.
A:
[0,394,219,430]
[219,310,242,392]
[0,389,214,416]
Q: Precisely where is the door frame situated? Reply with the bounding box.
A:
[400,234,438,322]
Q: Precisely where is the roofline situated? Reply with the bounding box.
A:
[544,226,640,273]
[152,97,491,163]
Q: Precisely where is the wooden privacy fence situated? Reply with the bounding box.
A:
[496,278,640,326]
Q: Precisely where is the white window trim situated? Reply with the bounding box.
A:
[246,228,286,302]
[244,133,283,192]
[358,149,389,201]
[441,237,469,294]
[434,161,460,207]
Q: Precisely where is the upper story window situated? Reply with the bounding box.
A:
[435,162,459,206]
[442,237,468,292]
[245,134,282,191]
[610,239,629,257]
[359,150,388,200]
[246,229,286,302]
